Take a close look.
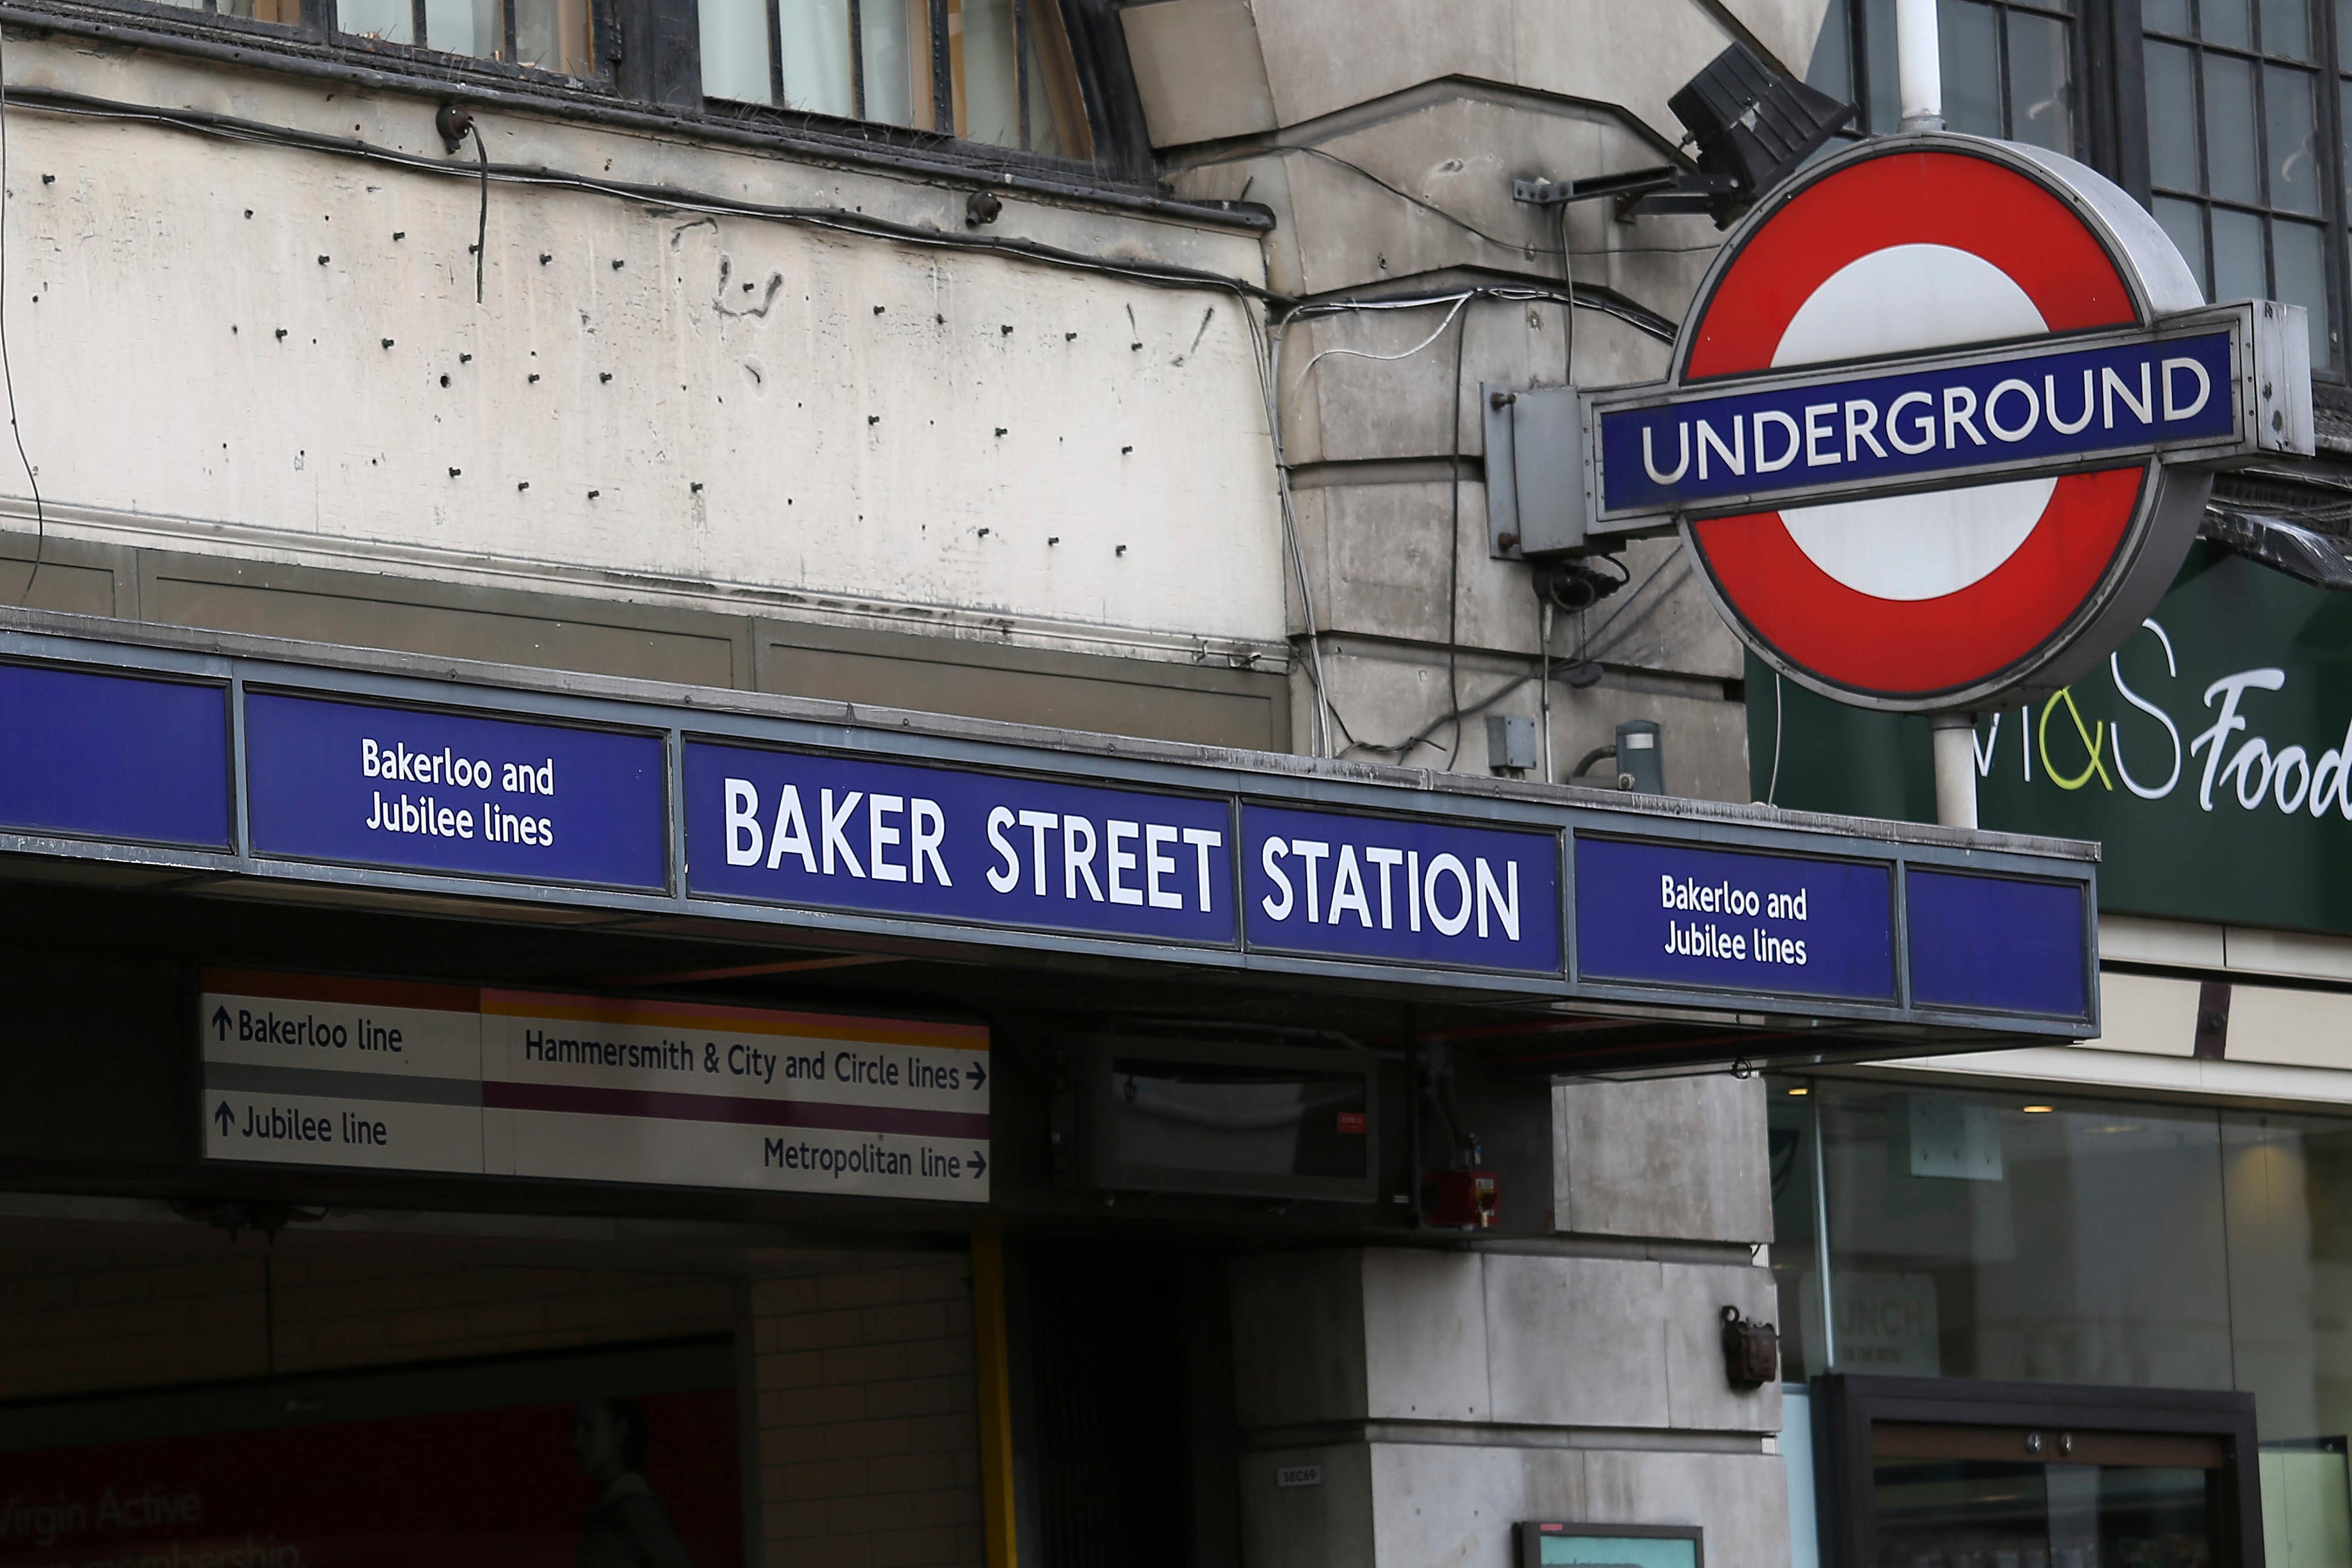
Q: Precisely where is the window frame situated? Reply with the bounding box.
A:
[694,0,1098,163]
[3,0,1153,184]
[1820,0,2352,384]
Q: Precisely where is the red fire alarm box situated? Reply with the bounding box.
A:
[1424,1169,1499,1228]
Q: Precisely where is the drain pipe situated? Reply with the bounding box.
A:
[1932,712,1980,829]
[1897,0,1944,132]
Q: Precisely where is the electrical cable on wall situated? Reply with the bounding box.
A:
[1440,298,1469,768]
[470,127,488,303]
[0,21,47,607]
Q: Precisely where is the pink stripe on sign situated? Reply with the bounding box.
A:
[481,1080,990,1139]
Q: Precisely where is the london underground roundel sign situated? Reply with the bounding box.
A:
[1580,134,2314,714]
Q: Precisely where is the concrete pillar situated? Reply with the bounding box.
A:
[1227,1077,1786,1567]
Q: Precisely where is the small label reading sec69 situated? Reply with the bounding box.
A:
[1276,1465,1323,1489]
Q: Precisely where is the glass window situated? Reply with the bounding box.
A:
[2145,0,2337,367]
[1782,1073,2352,1508]
[1808,0,2076,150]
[335,0,593,72]
[1780,1074,2352,1568]
[699,0,1092,156]
[1768,1084,1825,1382]
[1772,1078,2243,1390]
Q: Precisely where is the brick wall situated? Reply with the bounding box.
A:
[748,1251,985,1568]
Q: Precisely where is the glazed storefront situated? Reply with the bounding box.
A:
[1762,539,2352,1568]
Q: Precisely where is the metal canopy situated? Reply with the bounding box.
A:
[0,609,2100,1057]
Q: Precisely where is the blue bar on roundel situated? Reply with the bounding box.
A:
[1242,804,1563,975]
[244,692,668,888]
[0,662,230,847]
[684,739,1238,946]
[1575,836,1895,1002]
[1907,867,2088,1019]
[1599,328,2238,515]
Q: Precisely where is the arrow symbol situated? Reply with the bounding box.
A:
[968,1149,987,1178]
[210,1006,230,1042]
[212,1101,234,1135]
[968,1063,986,1091]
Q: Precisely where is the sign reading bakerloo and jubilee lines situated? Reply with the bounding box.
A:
[1580,134,2315,712]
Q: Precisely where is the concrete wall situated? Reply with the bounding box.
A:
[0,32,1288,691]
[1119,0,1842,797]
[1228,1077,1783,1568]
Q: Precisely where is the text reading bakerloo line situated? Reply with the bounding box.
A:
[359,737,561,845]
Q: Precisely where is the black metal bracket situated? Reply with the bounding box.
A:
[1512,168,1738,225]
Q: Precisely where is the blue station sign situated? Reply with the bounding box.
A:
[247,692,668,889]
[1595,323,2243,520]
[0,625,2100,1037]
[685,740,1236,946]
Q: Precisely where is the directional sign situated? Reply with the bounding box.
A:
[1575,134,2314,714]
[199,970,990,1201]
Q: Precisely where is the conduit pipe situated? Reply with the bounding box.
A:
[1897,0,1944,131]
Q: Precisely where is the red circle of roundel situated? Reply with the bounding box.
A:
[1682,147,2150,701]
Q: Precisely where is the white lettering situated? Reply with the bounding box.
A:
[1887,391,1937,454]
[1642,422,1691,486]
[724,778,762,865]
[1753,409,1801,472]
[1260,836,1295,920]
[986,806,1019,892]
[1425,854,1473,937]
[1984,378,2039,442]
[2163,356,2212,420]
[1107,820,1144,905]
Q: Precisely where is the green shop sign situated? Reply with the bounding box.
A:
[1751,541,2352,934]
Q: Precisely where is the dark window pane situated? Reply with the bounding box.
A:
[2268,65,2322,212]
[2342,78,2352,211]
[1766,1085,1823,1382]
[2214,206,2268,300]
[2147,0,2192,29]
[2154,195,2213,294]
[2205,52,2262,202]
[1809,0,1855,103]
[2342,0,2352,67]
[2262,0,2314,57]
[1942,0,2003,136]
[2207,0,2255,47]
[2147,42,2202,191]
[2008,11,2075,154]
[1868,0,1900,132]
[2273,218,2333,363]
